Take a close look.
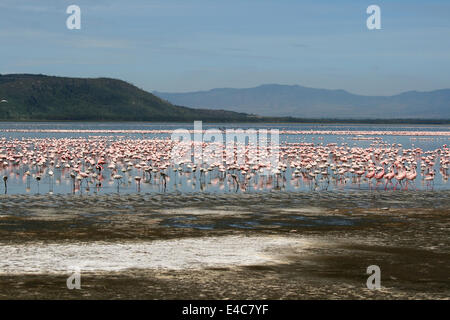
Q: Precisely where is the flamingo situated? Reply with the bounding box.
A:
[374,167,385,189]
[48,169,54,193]
[394,167,406,190]
[405,168,417,190]
[384,167,395,190]
[36,175,41,193]
[135,176,142,192]
[365,168,376,188]
[424,169,435,189]
[3,176,7,194]
[113,174,122,192]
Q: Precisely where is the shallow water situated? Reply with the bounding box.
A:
[0,122,449,195]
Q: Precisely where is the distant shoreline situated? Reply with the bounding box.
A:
[0,118,449,125]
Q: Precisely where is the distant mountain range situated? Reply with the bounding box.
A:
[0,75,448,122]
[154,84,450,119]
[0,74,255,122]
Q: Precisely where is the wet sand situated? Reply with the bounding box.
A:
[0,191,449,299]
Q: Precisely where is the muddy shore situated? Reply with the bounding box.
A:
[0,191,449,299]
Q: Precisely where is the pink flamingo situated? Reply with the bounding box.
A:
[424,169,435,189]
[405,168,417,190]
[384,167,395,190]
[394,167,406,190]
[365,168,375,188]
[374,167,385,189]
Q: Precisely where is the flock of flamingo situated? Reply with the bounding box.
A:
[0,133,448,194]
[3,128,450,137]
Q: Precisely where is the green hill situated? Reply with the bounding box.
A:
[0,74,255,121]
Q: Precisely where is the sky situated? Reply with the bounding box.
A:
[0,0,449,95]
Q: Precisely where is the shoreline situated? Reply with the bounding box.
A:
[1,120,450,125]
[1,189,449,207]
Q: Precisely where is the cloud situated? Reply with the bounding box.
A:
[0,28,131,49]
[0,2,56,13]
[63,37,131,49]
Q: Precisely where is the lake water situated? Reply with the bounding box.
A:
[1,122,449,300]
[0,122,449,195]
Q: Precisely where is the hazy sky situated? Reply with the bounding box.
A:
[1,0,449,95]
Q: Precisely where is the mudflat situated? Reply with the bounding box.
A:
[0,191,449,299]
